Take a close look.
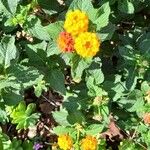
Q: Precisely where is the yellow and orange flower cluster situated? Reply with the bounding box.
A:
[57,10,100,57]
[57,134,98,150]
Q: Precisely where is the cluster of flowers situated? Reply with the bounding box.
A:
[57,10,100,58]
[58,134,98,150]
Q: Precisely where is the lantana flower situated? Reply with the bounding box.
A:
[143,113,150,125]
[74,32,100,58]
[58,134,73,150]
[64,10,89,36]
[57,31,74,52]
[81,135,98,150]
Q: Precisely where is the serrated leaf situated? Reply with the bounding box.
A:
[46,69,66,95]
[7,65,44,89]
[125,66,138,91]
[118,0,135,14]
[139,39,150,56]
[0,36,17,68]
[37,0,61,15]
[0,108,8,124]
[1,0,18,14]
[0,0,11,16]
[69,0,93,14]
[53,126,75,135]
[71,55,92,82]
[85,124,104,136]
[26,41,47,70]
[26,15,51,41]
[52,108,71,126]
[88,69,104,84]
[46,40,61,57]
[92,2,110,30]
[10,102,40,130]
[119,90,144,112]
[45,21,64,40]
[67,110,85,124]
[98,23,116,42]
[1,91,23,106]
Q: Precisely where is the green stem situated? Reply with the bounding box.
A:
[74,127,80,150]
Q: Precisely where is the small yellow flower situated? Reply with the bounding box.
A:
[81,135,98,150]
[143,113,150,125]
[74,32,100,58]
[64,10,89,36]
[58,134,73,150]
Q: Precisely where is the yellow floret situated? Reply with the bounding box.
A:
[58,134,73,150]
[81,135,98,150]
[74,32,100,58]
[64,10,89,36]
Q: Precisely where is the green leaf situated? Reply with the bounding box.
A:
[141,81,150,93]
[98,23,116,42]
[139,39,150,56]
[10,101,40,130]
[0,139,3,150]
[71,54,92,82]
[46,69,66,95]
[0,0,11,16]
[119,90,144,112]
[34,80,47,97]
[53,126,75,135]
[52,108,71,126]
[0,132,12,150]
[69,0,93,14]
[0,108,8,124]
[67,110,85,124]
[22,140,33,150]
[46,40,61,57]
[0,77,19,91]
[86,76,103,97]
[26,41,48,70]
[26,15,51,41]
[119,140,136,150]
[103,75,126,101]
[37,0,61,15]
[119,45,135,62]
[1,91,23,106]
[7,65,44,89]
[118,0,135,14]
[88,69,104,85]
[85,124,104,136]
[1,0,18,14]
[125,66,138,91]
[45,21,64,40]
[91,2,110,30]
[0,36,18,68]
[25,103,36,115]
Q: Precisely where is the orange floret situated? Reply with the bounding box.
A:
[57,31,74,52]
[143,113,150,125]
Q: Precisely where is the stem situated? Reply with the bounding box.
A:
[76,129,80,150]
[74,125,81,150]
